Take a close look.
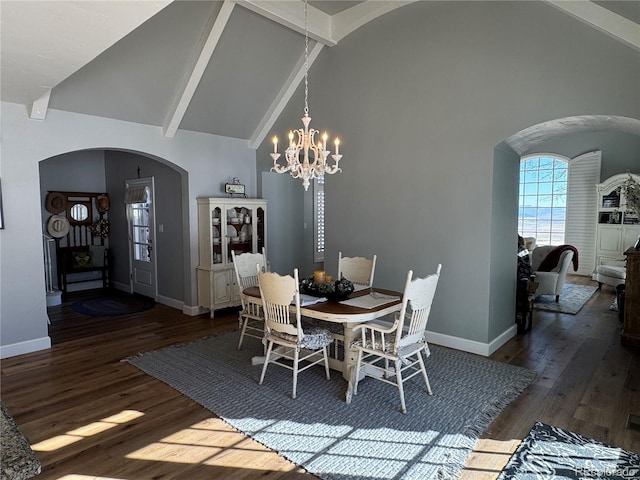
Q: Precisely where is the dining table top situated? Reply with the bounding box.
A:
[243,286,403,323]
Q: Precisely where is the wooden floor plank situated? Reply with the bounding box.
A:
[1,280,639,480]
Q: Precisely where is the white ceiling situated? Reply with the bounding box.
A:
[1,0,639,148]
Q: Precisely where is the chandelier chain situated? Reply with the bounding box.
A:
[303,0,309,115]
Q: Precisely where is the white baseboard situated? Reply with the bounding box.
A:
[110,281,131,292]
[110,284,185,313]
[183,305,206,316]
[0,336,51,359]
[155,294,183,311]
[426,324,517,357]
[487,324,518,355]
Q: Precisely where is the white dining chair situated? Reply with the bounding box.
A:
[323,252,378,360]
[311,252,378,360]
[257,267,333,399]
[338,252,377,289]
[231,248,267,350]
[349,264,442,413]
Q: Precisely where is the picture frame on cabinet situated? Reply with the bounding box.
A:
[225,181,246,197]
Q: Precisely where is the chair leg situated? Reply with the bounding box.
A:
[598,282,602,290]
[395,359,407,414]
[322,346,331,380]
[555,294,560,302]
[353,349,364,396]
[237,315,248,350]
[417,351,432,395]
[292,348,299,399]
[259,341,273,386]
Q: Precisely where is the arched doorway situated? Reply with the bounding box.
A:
[505,115,639,276]
[39,149,188,309]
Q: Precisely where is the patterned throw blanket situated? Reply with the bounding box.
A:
[538,245,579,272]
[0,402,41,480]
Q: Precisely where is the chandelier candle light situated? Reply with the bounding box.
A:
[270,0,343,191]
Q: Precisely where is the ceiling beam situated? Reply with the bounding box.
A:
[544,0,640,52]
[249,41,324,149]
[162,1,235,137]
[237,0,335,46]
[331,1,417,42]
[29,89,51,120]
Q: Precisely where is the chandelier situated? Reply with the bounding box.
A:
[270,0,343,191]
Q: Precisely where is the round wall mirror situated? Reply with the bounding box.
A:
[70,203,89,222]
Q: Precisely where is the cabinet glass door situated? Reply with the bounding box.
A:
[212,207,222,264]
[257,207,265,253]
[226,205,254,261]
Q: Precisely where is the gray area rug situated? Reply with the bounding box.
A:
[498,422,640,479]
[534,283,598,315]
[125,333,536,480]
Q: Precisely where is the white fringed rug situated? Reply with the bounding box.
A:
[125,333,536,480]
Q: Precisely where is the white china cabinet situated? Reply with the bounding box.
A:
[197,197,267,317]
[594,173,640,267]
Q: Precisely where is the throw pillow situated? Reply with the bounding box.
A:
[73,252,92,268]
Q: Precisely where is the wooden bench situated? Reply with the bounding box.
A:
[58,245,109,293]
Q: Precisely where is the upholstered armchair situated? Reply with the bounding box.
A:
[531,245,575,302]
[592,259,626,290]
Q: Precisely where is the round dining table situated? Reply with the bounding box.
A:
[242,286,403,381]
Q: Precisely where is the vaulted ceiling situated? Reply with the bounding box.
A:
[2,0,639,150]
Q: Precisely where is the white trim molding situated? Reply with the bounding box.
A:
[426,324,517,357]
[545,0,640,52]
[0,336,51,359]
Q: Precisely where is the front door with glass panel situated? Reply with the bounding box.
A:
[126,177,156,298]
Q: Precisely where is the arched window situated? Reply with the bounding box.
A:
[518,155,568,245]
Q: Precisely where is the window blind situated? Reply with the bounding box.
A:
[566,151,601,276]
[124,186,148,204]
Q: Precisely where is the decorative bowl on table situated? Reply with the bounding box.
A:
[300,277,355,300]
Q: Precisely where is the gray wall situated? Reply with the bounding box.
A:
[1,104,256,358]
[105,151,187,303]
[262,172,305,276]
[260,173,322,279]
[489,144,521,341]
[257,1,640,350]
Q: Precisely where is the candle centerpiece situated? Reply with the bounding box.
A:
[300,275,355,300]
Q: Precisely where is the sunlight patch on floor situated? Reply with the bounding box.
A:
[31,410,144,452]
[126,418,295,471]
[462,438,520,480]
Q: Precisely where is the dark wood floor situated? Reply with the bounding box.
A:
[1,278,638,480]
